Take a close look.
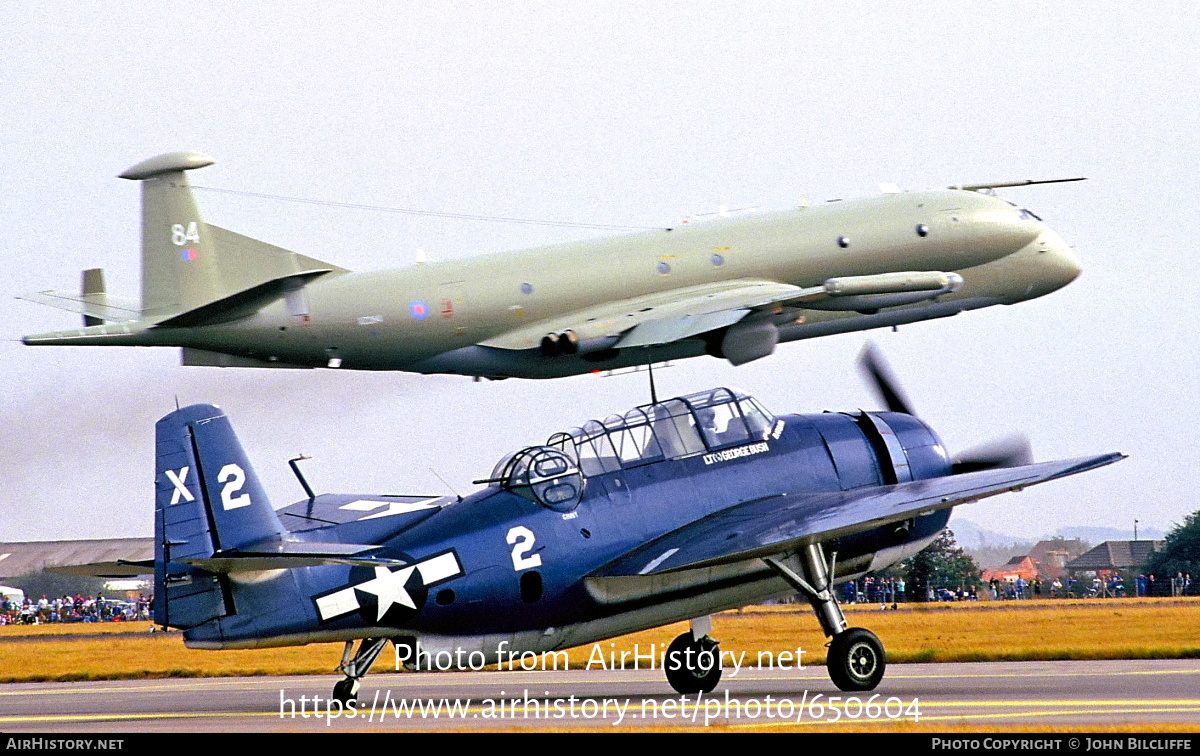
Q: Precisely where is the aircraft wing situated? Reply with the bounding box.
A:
[479,279,811,351]
[480,272,965,351]
[590,453,1124,578]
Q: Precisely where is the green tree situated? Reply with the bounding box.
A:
[903,528,982,601]
[1144,512,1200,583]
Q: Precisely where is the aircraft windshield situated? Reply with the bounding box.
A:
[488,446,584,512]
[545,388,777,476]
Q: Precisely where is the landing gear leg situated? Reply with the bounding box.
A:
[765,544,886,692]
[664,616,723,694]
[333,637,389,704]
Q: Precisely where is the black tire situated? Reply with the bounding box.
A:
[332,678,359,705]
[664,632,723,694]
[827,627,885,692]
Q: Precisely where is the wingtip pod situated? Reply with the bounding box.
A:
[119,151,215,181]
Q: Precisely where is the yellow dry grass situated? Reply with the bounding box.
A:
[576,598,1200,668]
[1,598,1197,682]
[0,621,149,637]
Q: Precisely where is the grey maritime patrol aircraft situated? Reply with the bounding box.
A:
[22,152,1084,378]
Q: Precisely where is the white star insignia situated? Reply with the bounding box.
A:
[355,565,418,621]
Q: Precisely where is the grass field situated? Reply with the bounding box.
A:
[2,597,1197,683]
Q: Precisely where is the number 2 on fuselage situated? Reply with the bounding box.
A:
[506,526,542,571]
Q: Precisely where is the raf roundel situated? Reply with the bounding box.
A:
[409,300,429,320]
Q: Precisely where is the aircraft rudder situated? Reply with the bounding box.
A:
[153,403,224,628]
[155,404,222,560]
[155,402,286,552]
[152,403,288,628]
[120,152,221,319]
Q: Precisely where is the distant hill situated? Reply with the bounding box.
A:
[949,517,1164,548]
[1054,525,1164,543]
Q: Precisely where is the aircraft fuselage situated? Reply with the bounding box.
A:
[177,407,950,658]
[26,182,1082,379]
[186,191,1078,376]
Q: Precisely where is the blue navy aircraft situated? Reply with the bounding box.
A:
[75,349,1120,700]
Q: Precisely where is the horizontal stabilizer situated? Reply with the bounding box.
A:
[18,290,140,323]
[48,559,156,578]
[165,538,397,572]
[181,554,404,573]
[592,452,1125,578]
[177,539,397,572]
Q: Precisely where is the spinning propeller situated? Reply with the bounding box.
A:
[858,343,1033,474]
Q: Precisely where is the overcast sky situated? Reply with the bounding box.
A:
[2,2,1197,544]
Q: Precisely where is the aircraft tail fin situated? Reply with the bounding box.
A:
[118,152,345,322]
[152,402,289,628]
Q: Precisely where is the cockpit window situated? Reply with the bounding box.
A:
[609,408,665,466]
[738,398,774,439]
[541,387,777,474]
[695,401,751,449]
[572,420,621,477]
[648,399,706,458]
[489,445,584,512]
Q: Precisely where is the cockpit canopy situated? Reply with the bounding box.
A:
[487,388,777,509]
[552,387,776,476]
[488,446,585,512]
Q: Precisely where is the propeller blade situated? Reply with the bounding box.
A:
[951,434,1033,474]
[858,342,916,415]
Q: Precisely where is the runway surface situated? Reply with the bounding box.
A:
[2,659,1198,732]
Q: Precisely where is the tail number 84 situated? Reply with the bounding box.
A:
[171,222,201,246]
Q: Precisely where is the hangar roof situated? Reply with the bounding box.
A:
[0,539,152,579]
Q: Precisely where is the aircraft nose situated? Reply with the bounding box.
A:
[1035,228,1082,292]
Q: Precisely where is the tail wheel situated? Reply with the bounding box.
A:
[664,632,723,694]
[827,627,885,691]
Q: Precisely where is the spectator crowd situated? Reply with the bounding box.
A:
[0,594,150,625]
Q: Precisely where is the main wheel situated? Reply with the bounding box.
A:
[827,627,885,691]
[332,677,360,705]
[664,632,723,694]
